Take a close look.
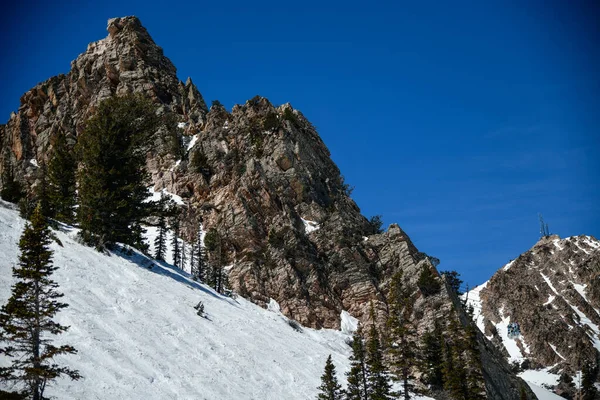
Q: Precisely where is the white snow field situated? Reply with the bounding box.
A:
[0,202,352,399]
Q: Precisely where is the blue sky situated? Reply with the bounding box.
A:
[2,1,598,287]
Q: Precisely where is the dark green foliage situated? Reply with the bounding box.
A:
[582,362,599,400]
[248,95,261,107]
[47,132,77,224]
[417,266,441,297]
[153,193,169,261]
[191,224,207,281]
[0,205,80,399]
[346,330,369,400]
[440,270,463,296]
[462,324,486,399]
[339,175,354,197]
[1,158,23,204]
[76,94,159,249]
[204,228,227,293]
[211,99,223,109]
[282,107,300,127]
[366,321,393,400]
[268,228,285,248]
[316,355,343,400]
[420,324,444,391]
[189,150,212,180]
[171,217,181,268]
[556,372,575,399]
[387,271,417,399]
[263,112,279,132]
[368,215,384,234]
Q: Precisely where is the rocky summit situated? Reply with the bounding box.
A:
[0,16,539,399]
[466,234,600,373]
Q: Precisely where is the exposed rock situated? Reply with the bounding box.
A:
[469,234,600,372]
[0,16,539,399]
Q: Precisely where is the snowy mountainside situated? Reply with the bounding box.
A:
[464,234,600,393]
[0,202,353,399]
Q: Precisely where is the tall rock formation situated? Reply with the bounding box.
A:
[466,234,600,374]
[0,16,537,399]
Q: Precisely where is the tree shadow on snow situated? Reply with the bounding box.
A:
[112,245,233,303]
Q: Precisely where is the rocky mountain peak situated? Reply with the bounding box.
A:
[467,234,600,373]
[0,17,541,398]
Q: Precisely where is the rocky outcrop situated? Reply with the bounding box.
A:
[0,16,538,399]
[469,234,600,372]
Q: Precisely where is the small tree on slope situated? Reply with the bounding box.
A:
[0,204,80,399]
[346,329,369,400]
[366,307,393,400]
[47,131,76,224]
[316,354,343,400]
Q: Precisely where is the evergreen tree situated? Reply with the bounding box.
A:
[366,309,393,400]
[47,132,76,223]
[581,362,599,400]
[154,215,167,262]
[316,354,343,400]
[519,386,527,400]
[346,330,369,400]
[462,324,486,399]
[0,204,80,399]
[171,217,181,268]
[189,221,206,281]
[76,94,159,249]
[205,228,225,293]
[416,265,441,297]
[1,157,23,204]
[180,241,187,271]
[387,271,417,399]
[420,323,444,391]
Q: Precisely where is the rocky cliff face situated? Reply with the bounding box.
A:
[466,235,600,373]
[0,16,537,399]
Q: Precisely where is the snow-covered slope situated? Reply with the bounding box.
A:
[463,234,600,397]
[0,202,352,399]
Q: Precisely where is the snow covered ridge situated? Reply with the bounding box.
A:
[463,234,600,397]
[0,203,352,399]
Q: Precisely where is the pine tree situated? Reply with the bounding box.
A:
[0,204,80,399]
[462,324,486,399]
[420,323,444,391]
[316,354,343,400]
[346,330,369,400]
[204,228,225,293]
[1,157,23,204]
[180,241,187,271]
[387,271,417,399]
[581,362,599,400]
[171,218,181,268]
[154,213,167,261]
[366,309,393,400]
[191,224,207,281]
[76,94,159,249]
[47,131,76,223]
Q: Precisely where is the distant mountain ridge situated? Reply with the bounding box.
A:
[465,234,600,374]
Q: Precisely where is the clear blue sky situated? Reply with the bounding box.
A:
[2,1,598,287]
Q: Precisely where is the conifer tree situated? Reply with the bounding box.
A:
[154,215,167,262]
[0,204,80,399]
[205,228,225,293]
[76,94,159,249]
[366,308,393,400]
[462,324,486,399]
[180,241,187,271]
[190,222,207,281]
[1,157,23,204]
[581,362,599,400]
[316,354,343,400]
[171,218,181,268]
[47,131,76,223]
[346,329,369,400]
[387,271,416,399]
[420,323,444,391]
